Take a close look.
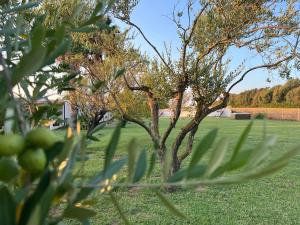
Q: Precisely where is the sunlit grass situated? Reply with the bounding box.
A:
[61,118,300,225]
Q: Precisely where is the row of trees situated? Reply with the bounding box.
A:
[229,78,300,107]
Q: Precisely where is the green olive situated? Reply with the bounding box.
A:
[0,157,20,182]
[26,127,56,149]
[0,134,25,156]
[18,148,47,174]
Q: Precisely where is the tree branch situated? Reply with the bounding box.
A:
[116,17,174,75]
[123,74,151,93]
[182,3,208,74]
[179,125,198,162]
[227,54,295,93]
[160,91,184,148]
[108,85,154,140]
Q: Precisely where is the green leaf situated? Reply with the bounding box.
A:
[27,182,57,225]
[57,137,74,164]
[63,72,80,83]
[209,146,300,185]
[45,141,64,164]
[104,122,122,171]
[245,136,276,170]
[19,80,32,100]
[1,2,39,14]
[188,129,218,171]
[19,171,52,225]
[91,2,103,18]
[86,135,100,142]
[71,2,85,21]
[91,80,105,93]
[231,121,253,161]
[0,28,17,35]
[0,185,16,225]
[64,206,96,222]
[26,206,40,225]
[245,145,300,179]
[45,38,71,65]
[109,192,129,225]
[147,152,156,178]
[71,26,98,33]
[59,139,82,185]
[87,123,105,136]
[104,0,116,14]
[12,25,47,86]
[133,149,147,183]
[32,75,48,97]
[155,191,187,219]
[115,68,125,78]
[210,147,254,178]
[204,138,229,178]
[227,149,252,171]
[168,164,207,182]
[73,158,127,204]
[12,46,47,85]
[127,139,137,182]
[83,15,104,27]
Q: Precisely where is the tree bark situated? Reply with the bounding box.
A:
[179,125,199,162]
[147,94,160,139]
[170,107,207,174]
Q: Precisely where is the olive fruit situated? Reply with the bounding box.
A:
[26,127,56,149]
[0,157,20,182]
[0,134,25,156]
[18,148,47,174]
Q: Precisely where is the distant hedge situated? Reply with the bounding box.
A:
[229,78,300,108]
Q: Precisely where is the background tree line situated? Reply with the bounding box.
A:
[229,78,300,108]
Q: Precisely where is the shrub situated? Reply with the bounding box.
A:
[255,113,267,120]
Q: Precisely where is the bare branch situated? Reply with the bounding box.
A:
[182,3,209,74]
[123,74,151,92]
[227,54,295,93]
[116,17,174,75]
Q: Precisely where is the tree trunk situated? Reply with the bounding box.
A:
[148,95,160,139]
[87,110,107,134]
[170,109,207,175]
[179,125,199,162]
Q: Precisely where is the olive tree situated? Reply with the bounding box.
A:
[111,0,300,176]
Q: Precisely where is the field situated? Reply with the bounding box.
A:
[64,118,300,225]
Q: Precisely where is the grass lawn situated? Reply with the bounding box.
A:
[63,118,300,225]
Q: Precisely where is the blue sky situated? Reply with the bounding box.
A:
[117,0,298,93]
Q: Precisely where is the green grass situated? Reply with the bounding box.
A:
[63,118,300,225]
